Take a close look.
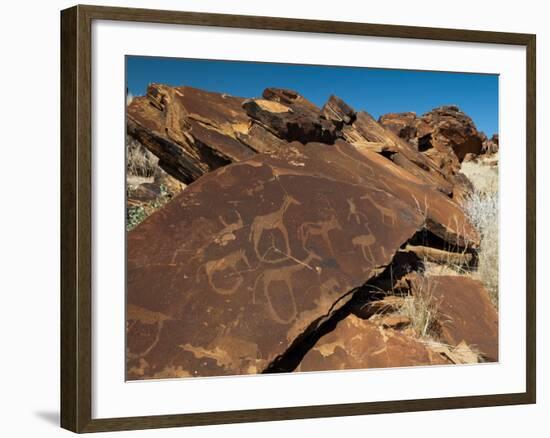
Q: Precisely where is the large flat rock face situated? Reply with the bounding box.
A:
[126,139,480,379]
[126,146,425,379]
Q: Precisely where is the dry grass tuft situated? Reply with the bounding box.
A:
[127,136,158,178]
[396,276,439,339]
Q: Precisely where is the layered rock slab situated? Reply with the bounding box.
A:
[127,84,257,184]
[126,139,480,379]
[127,85,476,212]
[342,112,455,196]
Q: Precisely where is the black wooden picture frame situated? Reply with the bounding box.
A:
[60,4,536,433]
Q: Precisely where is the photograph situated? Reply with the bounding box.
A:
[125,57,500,380]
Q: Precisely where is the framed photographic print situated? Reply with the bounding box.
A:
[60,4,536,433]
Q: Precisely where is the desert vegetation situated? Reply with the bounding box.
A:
[461,155,499,304]
[126,136,185,230]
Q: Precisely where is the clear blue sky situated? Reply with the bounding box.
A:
[126,56,499,136]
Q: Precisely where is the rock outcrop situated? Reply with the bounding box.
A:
[127,84,256,184]
[379,106,498,205]
[378,112,418,140]
[126,85,498,379]
[128,86,485,201]
[379,106,494,178]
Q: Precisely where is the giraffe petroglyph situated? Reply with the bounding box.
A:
[250,194,301,263]
[352,233,377,267]
[360,193,398,225]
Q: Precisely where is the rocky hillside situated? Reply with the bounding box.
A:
[125,85,498,379]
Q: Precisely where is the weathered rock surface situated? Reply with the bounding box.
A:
[128,85,466,201]
[298,315,450,372]
[482,133,499,155]
[126,138,479,379]
[420,106,485,168]
[126,84,496,379]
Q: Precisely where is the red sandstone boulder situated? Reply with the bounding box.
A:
[420,105,485,169]
[126,139,479,379]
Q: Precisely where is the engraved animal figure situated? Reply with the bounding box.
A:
[352,234,377,266]
[360,193,398,225]
[299,216,342,258]
[252,263,305,324]
[250,195,301,263]
[204,249,252,295]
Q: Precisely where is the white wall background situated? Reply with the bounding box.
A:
[0,0,545,436]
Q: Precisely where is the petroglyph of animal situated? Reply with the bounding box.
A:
[299,216,342,258]
[252,263,304,325]
[360,193,398,225]
[352,233,377,267]
[249,194,301,263]
[126,305,172,360]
